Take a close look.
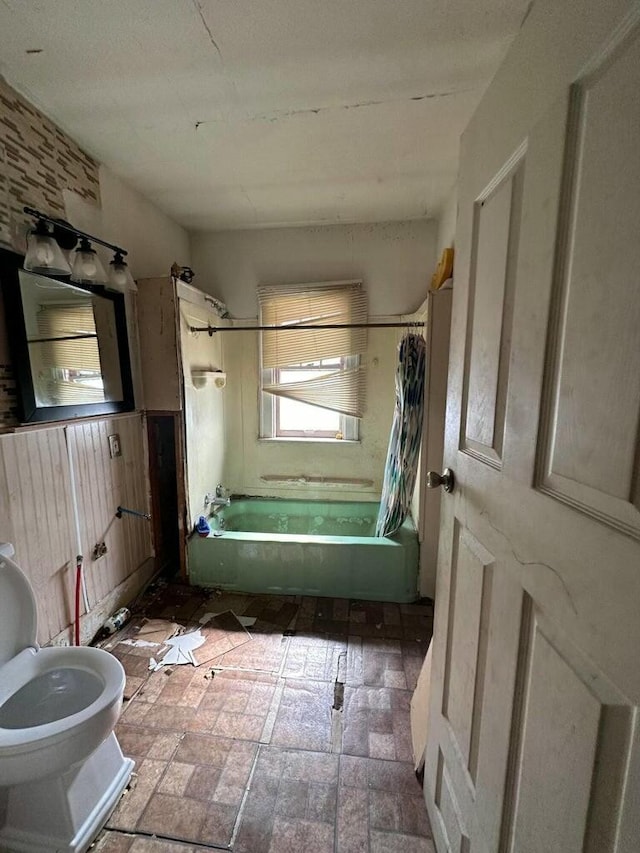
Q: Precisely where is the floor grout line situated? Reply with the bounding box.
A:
[227,745,262,849]
[105,825,229,850]
[259,676,286,744]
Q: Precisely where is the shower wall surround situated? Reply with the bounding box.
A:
[191,221,439,503]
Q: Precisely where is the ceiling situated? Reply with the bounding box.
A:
[0,0,530,231]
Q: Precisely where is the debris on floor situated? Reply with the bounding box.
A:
[120,638,159,649]
[195,610,253,665]
[199,610,257,628]
[137,618,180,644]
[149,628,206,670]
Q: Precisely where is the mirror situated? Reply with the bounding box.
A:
[1,249,134,423]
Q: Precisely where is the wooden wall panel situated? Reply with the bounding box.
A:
[68,413,152,612]
[0,426,76,644]
[0,413,151,645]
[137,277,182,411]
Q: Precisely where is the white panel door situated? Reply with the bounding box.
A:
[424,3,640,852]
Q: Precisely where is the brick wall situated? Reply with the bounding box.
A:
[0,75,100,250]
[0,75,101,426]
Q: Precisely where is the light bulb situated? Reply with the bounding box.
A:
[34,238,55,264]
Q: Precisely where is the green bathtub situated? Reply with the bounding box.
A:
[188,498,419,603]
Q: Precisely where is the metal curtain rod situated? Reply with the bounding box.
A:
[189,321,425,336]
[24,206,128,256]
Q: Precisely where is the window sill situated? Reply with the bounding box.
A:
[258,437,360,445]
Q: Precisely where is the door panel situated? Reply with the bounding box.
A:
[507,623,605,853]
[441,523,494,781]
[435,751,470,853]
[536,28,640,536]
[463,155,524,468]
[424,4,640,853]
[501,608,638,853]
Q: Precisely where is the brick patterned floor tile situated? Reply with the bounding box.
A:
[107,759,167,831]
[270,680,333,751]
[137,792,208,840]
[370,830,436,852]
[282,633,347,680]
[106,590,435,852]
[93,832,134,852]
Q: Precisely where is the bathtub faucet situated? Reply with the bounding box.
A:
[205,487,231,509]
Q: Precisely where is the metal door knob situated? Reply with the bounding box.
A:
[426,468,455,493]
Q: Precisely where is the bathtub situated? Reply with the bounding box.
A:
[188,497,419,603]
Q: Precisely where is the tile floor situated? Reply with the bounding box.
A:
[93,586,434,853]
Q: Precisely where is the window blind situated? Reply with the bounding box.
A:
[263,366,364,418]
[33,302,105,404]
[258,282,367,368]
[36,303,101,371]
[258,282,367,418]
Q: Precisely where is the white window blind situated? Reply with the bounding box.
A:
[33,303,105,404]
[36,303,101,370]
[258,281,367,419]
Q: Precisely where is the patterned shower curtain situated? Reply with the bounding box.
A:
[376,334,426,537]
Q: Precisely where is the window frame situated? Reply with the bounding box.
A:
[260,355,360,441]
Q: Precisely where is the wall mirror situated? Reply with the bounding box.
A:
[0,249,134,423]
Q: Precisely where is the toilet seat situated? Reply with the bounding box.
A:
[0,551,126,786]
[0,646,125,753]
[0,545,38,668]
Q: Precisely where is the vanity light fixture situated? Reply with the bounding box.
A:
[23,218,72,276]
[22,206,135,291]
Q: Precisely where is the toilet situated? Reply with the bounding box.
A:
[0,543,134,853]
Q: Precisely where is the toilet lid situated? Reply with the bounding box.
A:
[0,548,38,666]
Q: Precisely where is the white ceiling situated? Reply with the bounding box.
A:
[0,0,530,231]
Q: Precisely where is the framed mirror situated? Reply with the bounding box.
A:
[0,249,134,423]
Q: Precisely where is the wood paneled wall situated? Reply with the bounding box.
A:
[0,413,152,646]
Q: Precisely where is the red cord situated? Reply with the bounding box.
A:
[74,556,83,646]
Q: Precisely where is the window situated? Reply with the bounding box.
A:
[262,355,360,439]
[33,302,105,406]
[258,282,367,440]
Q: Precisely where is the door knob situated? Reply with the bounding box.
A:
[426,468,455,493]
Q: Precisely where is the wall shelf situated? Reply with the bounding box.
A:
[191,369,226,390]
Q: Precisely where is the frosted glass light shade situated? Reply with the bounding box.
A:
[108,253,137,292]
[24,223,71,276]
[71,238,107,285]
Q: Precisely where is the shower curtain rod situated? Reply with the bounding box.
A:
[189,321,425,336]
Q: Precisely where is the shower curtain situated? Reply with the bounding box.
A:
[376,333,426,537]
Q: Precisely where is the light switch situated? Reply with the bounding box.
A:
[108,433,121,458]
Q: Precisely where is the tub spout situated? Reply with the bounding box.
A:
[212,496,231,507]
